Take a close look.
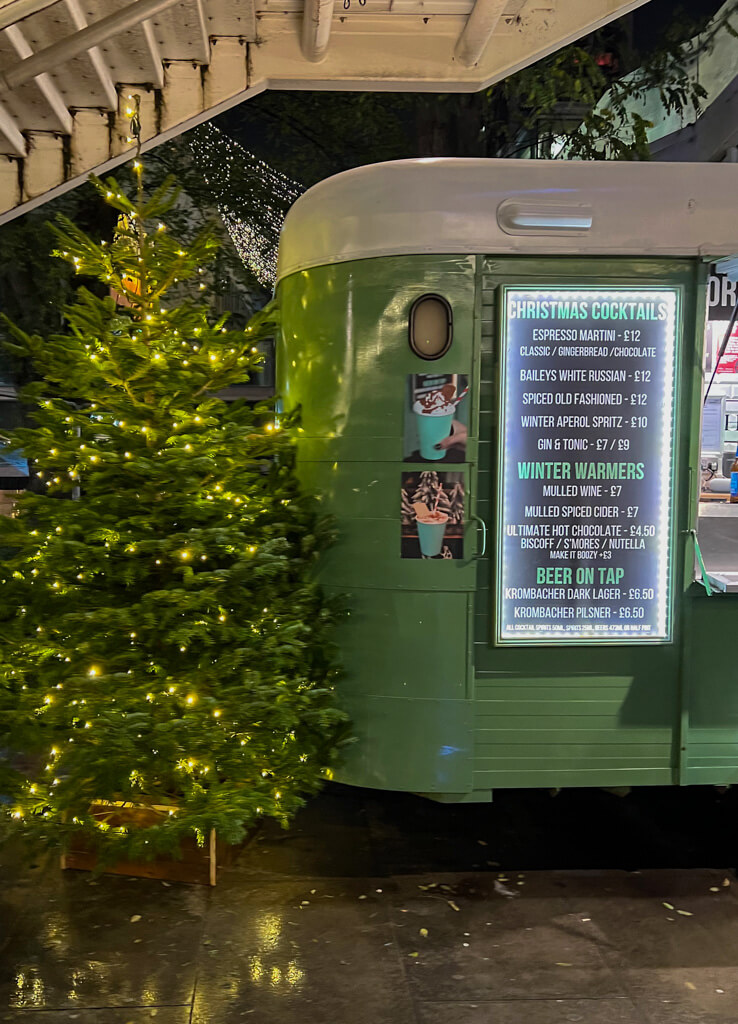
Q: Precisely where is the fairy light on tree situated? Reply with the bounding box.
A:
[0,164,346,862]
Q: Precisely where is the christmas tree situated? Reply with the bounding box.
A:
[0,170,347,862]
[411,472,453,518]
[411,471,440,510]
[448,481,465,524]
[401,487,414,525]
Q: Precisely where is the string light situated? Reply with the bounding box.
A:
[188,122,302,286]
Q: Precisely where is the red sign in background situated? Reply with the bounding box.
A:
[716,324,738,375]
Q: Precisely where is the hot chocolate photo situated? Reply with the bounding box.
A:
[404,373,469,463]
[401,470,465,559]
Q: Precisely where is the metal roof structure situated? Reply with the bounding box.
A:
[0,0,650,224]
[276,157,738,280]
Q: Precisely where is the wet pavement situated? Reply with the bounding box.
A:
[2,783,738,1023]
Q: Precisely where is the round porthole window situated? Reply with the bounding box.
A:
[408,294,453,360]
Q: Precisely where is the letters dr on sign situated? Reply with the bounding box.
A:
[496,286,680,646]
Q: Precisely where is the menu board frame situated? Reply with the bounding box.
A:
[494,283,682,647]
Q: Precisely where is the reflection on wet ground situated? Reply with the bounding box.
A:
[1,784,738,1022]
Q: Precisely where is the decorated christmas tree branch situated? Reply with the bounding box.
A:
[0,167,348,863]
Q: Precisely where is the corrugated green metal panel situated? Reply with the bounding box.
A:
[682,749,738,760]
[278,255,477,442]
[689,728,738,743]
[297,460,427,519]
[472,698,627,717]
[476,726,670,743]
[476,741,671,759]
[293,437,404,463]
[682,591,738,781]
[338,694,474,794]
[476,754,669,768]
[277,255,478,794]
[321,585,469,700]
[475,673,635,689]
[473,768,673,788]
[471,255,703,788]
[316,519,476,591]
[685,768,738,784]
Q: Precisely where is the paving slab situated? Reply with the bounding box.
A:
[391,873,626,1001]
[0,870,206,1011]
[191,877,414,1024]
[415,998,644,1024]
[0,1011,189,1023]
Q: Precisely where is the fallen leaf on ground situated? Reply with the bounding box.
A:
[710,887,720,893]
[663,902,674,910]
[494,880,519,898]
[556,962,572,967]
[419,928,428,938]
[723,879,731,887]
[409,952,419,958]
[677,910,693,917]
[448,900,460,912]
[130,915,141,923]
[685,982,697,991]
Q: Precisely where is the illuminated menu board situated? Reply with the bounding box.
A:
[496,287,679,645]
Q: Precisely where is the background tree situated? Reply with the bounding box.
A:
[0,171,346,860]
[222,0,734,178]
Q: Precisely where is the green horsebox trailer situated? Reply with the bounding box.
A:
[274,158,738,802]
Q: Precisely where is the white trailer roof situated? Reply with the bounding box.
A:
[276,157,738,281]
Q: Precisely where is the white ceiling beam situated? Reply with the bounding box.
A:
[301,0,336,62]
[4,23,73,133]
[454,0,508,67]
[0,0,61,32]
[194,0,211,63]
[141,18,165,88]
[0,0,182,93]
[0,97,26,154]
[63,0,118,110]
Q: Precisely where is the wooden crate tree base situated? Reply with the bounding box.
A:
[61,802,223,886]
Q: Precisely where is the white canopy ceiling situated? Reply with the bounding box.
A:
[0,0,650,224]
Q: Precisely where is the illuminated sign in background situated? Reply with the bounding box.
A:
[496,287,679,645]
